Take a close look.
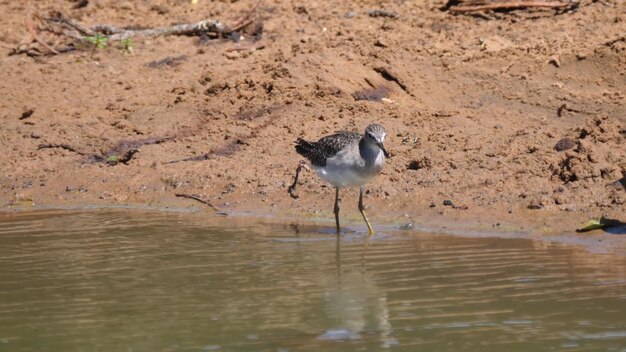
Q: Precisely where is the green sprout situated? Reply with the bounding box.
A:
[105,155,118,165]
[119,38,133,53]
[84,33,108,49]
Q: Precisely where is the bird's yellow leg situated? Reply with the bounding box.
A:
[359,187,375,236]
[334,187,341,235]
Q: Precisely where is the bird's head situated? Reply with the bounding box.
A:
[364,124,389,158]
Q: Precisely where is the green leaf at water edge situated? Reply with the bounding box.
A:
[576,219,605,232]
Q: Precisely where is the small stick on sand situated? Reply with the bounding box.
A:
[447,0,577,13]
[18,2,261,55]
[175,193,222,213]
[25,9,59,54]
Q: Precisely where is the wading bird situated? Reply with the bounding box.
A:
[289,124,389,235]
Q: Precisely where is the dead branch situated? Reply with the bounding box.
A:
[367,9,398,18]
[25,9,59,54]
[47,11,94,38]
[38,143,88,155]
[175,193,223,213]
[446,0,578,12]
[109,19,226,41]
[18,4,260,55]
[47,14,226,41]
[229,2,261,32]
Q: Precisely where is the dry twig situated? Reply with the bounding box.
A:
[25,9,59,54]
[175,193,223,213]
[16,4,259,55]
[37,143,88,155]
[225,39,266,52]
[445,0,578,13]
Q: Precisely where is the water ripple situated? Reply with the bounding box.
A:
[0,210,624,351]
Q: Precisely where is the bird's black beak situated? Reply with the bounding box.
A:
[378,143,389,158]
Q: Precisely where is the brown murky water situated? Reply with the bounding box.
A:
[0,211,625,351]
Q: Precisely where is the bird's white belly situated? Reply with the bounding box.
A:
[315,166,377,188]
[314,148,384,188]
[313,142,385,188]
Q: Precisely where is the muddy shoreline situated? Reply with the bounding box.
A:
[1,1,624,248]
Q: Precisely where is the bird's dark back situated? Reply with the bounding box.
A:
[295,131,360,167]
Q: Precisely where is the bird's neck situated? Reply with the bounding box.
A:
[359,138,383,167]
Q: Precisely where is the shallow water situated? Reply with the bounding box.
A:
[0,211,625,351]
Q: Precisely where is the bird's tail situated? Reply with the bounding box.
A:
[295,138,315,158]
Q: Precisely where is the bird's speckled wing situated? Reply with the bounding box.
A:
[295,131,361,167]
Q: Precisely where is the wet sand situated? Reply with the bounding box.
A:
[0,1,624,246]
